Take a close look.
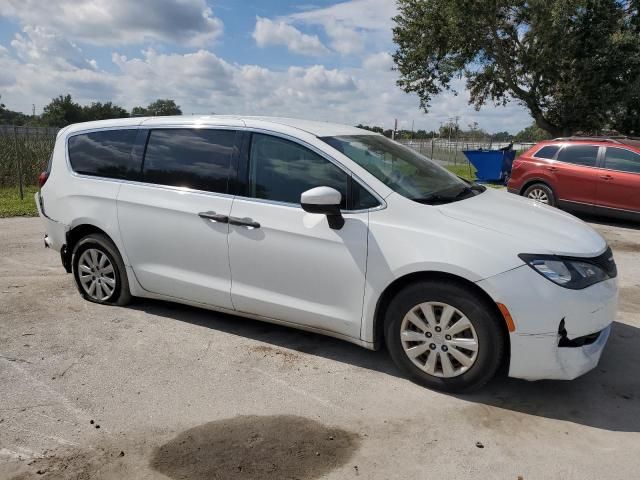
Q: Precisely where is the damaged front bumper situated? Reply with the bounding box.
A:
[508,324,611,380]
[477,264,617,381]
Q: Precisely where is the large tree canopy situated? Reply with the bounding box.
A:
[393,0,640,136]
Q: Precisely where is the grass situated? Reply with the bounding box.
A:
[445,163,477,181]
[444,164,507,189]
[0,186,39,217]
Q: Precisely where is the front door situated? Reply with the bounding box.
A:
[117,127,239,308]
[596,146,640,213]
[228,133,369,339]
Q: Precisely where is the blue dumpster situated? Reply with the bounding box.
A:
[462,149,516,183]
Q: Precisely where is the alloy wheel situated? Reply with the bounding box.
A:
[400,301,479,378]
[77,248,116,301]
[527,188,549,204]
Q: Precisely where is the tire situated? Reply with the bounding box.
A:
[523,182,556,207]
[384,280,505,393]
[72,233,132,306]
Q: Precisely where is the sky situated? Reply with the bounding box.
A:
[0,0,532,133]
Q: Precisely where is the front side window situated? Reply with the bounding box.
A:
[68,129,138,179]
[533,145,560,159]
[143,129,236,193]
[604,147,640,174]
[556,145,599,167]
[249,133,348,208]
[321,134,472,203]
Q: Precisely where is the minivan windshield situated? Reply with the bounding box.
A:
[321,135,481,204]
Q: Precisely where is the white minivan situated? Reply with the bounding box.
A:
[36,116,618,392]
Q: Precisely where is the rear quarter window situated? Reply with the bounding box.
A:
[68,129,139,180]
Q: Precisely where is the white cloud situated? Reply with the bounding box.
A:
[288,0,396,56]
[0,0,223,47]
[362,51,393,70]
[289,0,396,31]
[323,23,364,55]
[252,17,329,56]
[11,25,96,71]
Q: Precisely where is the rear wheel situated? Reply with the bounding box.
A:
[385,280,505,393]
[523,183,555,206]
[72,233,131,306]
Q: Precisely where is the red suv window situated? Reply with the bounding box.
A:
[604,147,640,174]
[533,145,560,159]
[556,145,599,167]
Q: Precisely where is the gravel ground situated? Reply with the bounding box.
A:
[1,216,639,480]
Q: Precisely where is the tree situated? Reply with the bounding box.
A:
[393,0,640,137]
[132,99,182,117]
[40,94,84,127]
[82,102,129,121]
[0,95,30,125]
[513,122,552,143]
[491,131,513,142]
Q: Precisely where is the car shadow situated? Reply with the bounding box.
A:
[574,212,640,231]
[132,299,640,433]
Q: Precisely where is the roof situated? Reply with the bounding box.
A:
[550,136,640,148]
[61,115,376,138]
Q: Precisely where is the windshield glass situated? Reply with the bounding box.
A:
[321,135,471,202]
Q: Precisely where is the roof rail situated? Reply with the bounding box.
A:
[552,136,622,143]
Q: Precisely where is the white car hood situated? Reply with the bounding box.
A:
[437,188,607,257]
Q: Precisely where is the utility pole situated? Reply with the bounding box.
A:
[392,118,398,140]
[410,119,414,140]
[32,104,36,116]
[453,115,460,165]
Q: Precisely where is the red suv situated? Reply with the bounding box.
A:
[508,137,640,221]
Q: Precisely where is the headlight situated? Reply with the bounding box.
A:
[518,254,611,289]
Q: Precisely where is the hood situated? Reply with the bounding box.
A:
[437,188,606,257]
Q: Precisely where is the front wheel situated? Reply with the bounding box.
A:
[385,280,505,393]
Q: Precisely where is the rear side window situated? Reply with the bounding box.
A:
[604,147,640,174]
[533,145,560,159]
[556,145,599,167]
[248,133,348,208]
[143,129,236,193]
[68,129,138,179]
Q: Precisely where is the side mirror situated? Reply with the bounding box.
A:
[300,186,345,230]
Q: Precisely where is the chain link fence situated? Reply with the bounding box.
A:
[396,138,535,165]
[0,125,59,198]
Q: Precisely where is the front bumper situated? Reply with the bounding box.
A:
[508,325,611,380]
[477,264,618,381]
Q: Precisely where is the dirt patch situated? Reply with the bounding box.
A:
[5,445,134,480]
[250,345,301,364]
[608,238,640,254]
[150,415,360,480]
[618,286,640,313]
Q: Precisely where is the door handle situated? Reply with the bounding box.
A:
[547,166,558,172]
[600,174,613,180]
[198,211,229,223]
[229,216,261,229]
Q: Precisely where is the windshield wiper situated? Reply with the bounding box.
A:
[413,186,476,205]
